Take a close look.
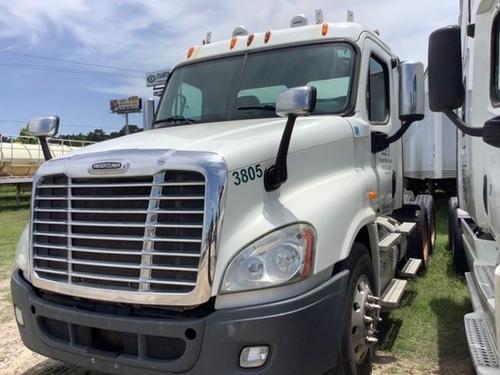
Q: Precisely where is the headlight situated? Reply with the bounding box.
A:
[16,224,30,273]
[220,223,315,293]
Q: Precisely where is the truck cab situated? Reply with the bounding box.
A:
[12,14,428,375]
[428,0,500,373]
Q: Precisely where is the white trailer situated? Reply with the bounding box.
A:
[403,74,457,194]
[428,0,500,373]
[12,12,434,375]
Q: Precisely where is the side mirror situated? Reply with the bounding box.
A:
[483,116,500,147]
[27,116,60,137]
[399,62,425,122]
[275,86,317,117]
[371,62,425,153]
[428,25,464,112]
[427,25,489,141]
[265,86,317,191]
[27,116,60,161]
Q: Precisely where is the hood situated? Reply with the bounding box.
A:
[65,117,355,170]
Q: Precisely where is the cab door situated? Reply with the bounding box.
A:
[361,37,401,214]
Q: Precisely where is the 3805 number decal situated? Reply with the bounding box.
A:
[232,164,263,185]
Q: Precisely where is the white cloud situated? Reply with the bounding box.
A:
[0,0,459,95]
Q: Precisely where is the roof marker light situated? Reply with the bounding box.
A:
[264,31,271,43]
[247,33,255,47]
[187,47,195,59]
[230,37,238,49]
[322,22,329,36]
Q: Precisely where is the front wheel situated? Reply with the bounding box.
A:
[338,243,378,375]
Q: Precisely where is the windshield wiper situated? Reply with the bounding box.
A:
[154,116,197,126]
[237,105,276,111]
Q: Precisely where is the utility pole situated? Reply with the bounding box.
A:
[124,113,130,135]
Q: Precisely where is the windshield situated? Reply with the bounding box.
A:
[155,42,356,127]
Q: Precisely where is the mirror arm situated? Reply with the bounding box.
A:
[264,114,297,191]
[371,120,415,153]
[443,109,483,137]
[39,137,53,161]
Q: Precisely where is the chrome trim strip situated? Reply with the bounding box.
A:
[34,268,198,287]
[33,220,203,229]
[30,150,228,306]
[34,243,201,258]
[33,208,204,214]
[34,195,204,201]
[33,231,202,243]
[37,182,204,188]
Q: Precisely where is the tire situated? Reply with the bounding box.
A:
[447,197,458,253]
[406,203,431,268]
[415,194,436,253]
[449,200,468,274]
[339,243,376,375]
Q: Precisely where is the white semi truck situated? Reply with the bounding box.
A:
[403,73,457,195]
[427,0,500,373]
[12,14,432,375]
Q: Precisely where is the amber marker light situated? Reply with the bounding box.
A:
[230,37,238,49]
[368,191,378,201]
[322,23,329,36]
[264,31,271,43]
[247,33,255,46]
[300,227,315,279]
[187,47,195,59]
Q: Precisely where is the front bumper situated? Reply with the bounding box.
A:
[11,269,348,375]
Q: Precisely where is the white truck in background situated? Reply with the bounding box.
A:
[428,0,500,373]
[403,73,457,195]
[12,12,433,375]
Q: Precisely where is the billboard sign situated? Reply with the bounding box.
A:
[146,69,170,87]
[109,96,142,114]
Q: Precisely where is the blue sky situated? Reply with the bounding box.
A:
[0,0,458,136]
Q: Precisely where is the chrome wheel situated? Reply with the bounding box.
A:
[350,274,379,365]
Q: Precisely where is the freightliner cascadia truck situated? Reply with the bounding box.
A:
[12,12,434,375]
[428,0,500,373]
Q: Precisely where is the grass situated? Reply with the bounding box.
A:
[0,186,30,322]
[0,186,30,278]
[377,193,471,371]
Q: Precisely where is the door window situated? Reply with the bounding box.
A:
[367,55,390,123]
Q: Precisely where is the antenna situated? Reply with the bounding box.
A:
[347,10,354,22]
[204,32,212,45]
[315,9,324,24]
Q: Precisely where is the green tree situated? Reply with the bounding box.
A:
[18,127,38,144]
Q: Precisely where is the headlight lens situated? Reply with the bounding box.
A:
[16,224,30,273]
[220,223,315,293]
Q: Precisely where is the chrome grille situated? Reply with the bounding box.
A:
[32,171,206,294]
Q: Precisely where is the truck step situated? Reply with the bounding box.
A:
[474,265,495,300]
[378,232,401,251]
[464,312,499,371]
[380,278,407,309]
[396,222,416,236]
[399,258,422,278]
[465,272,483,312]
